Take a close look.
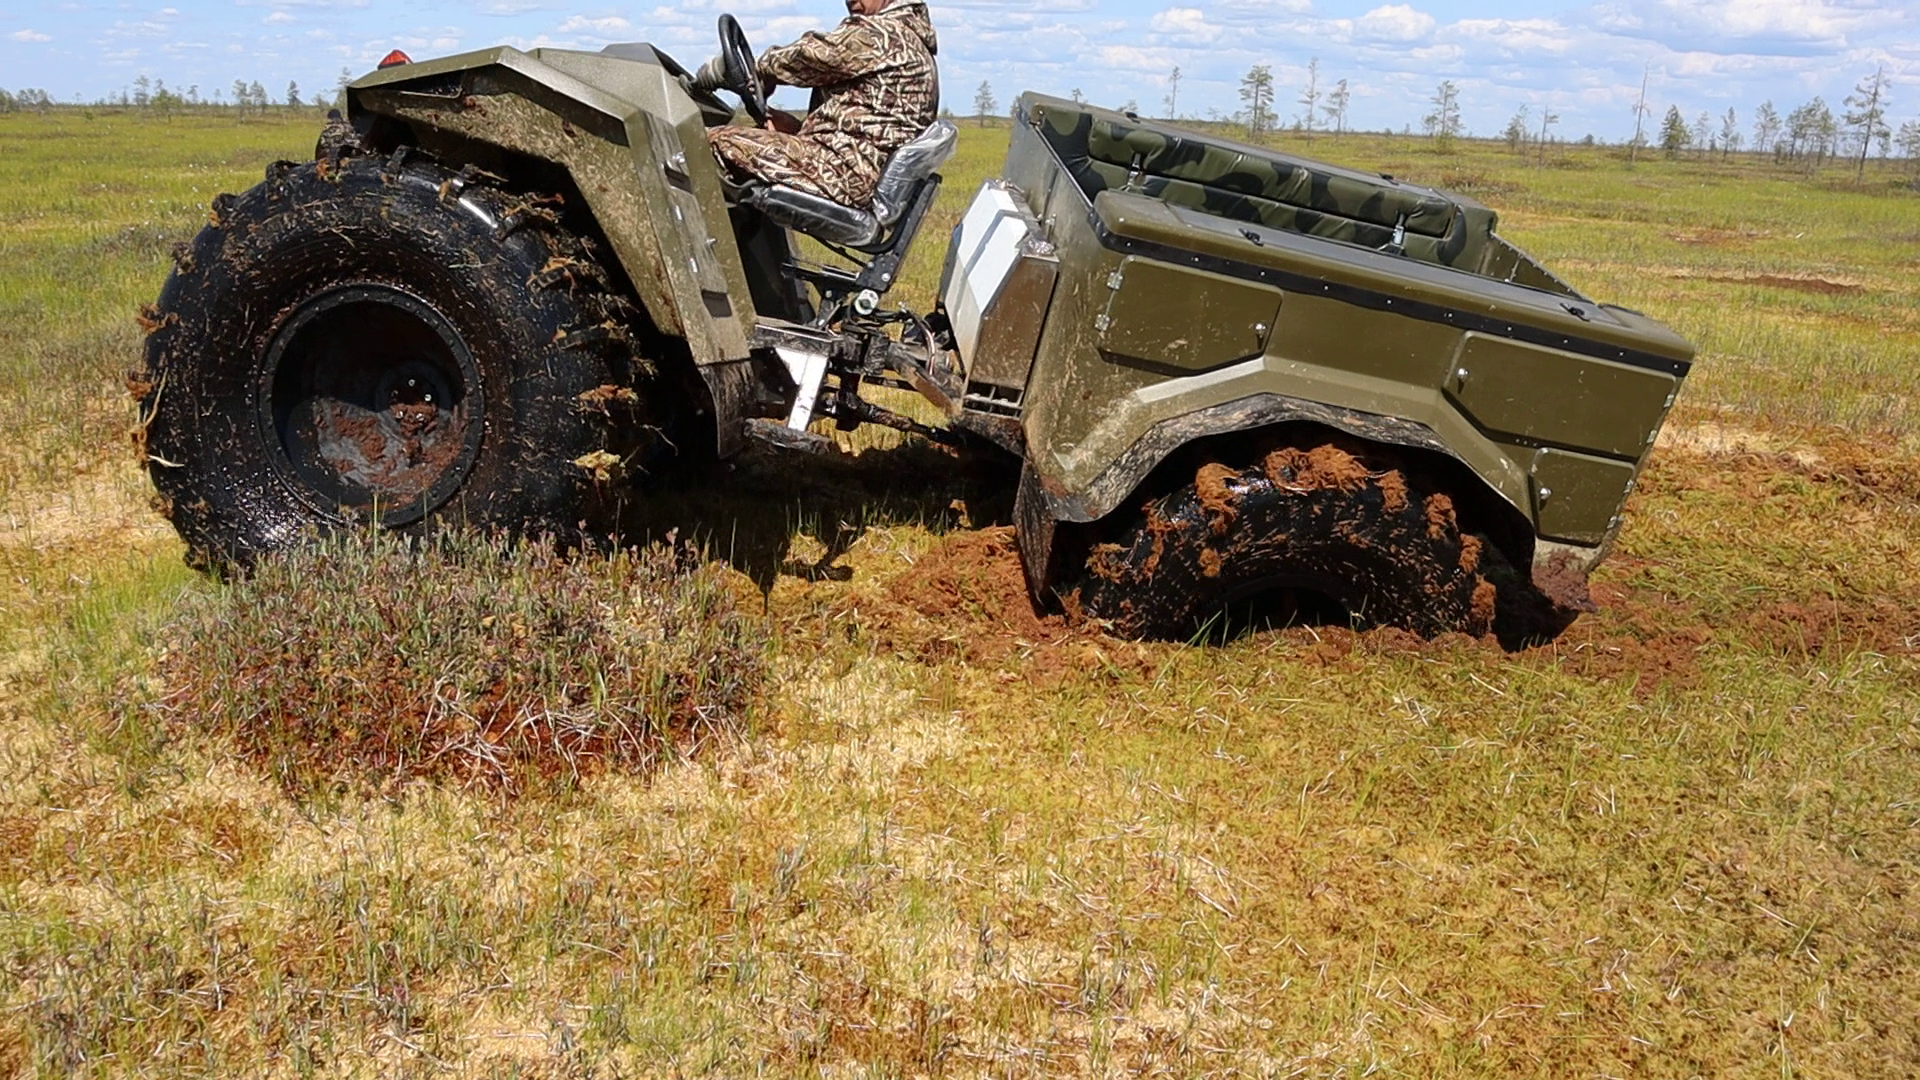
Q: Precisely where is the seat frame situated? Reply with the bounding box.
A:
[786,172,942,311]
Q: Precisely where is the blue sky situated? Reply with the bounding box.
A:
[2,0,1915,141]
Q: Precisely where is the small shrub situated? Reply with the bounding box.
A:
[155,530,767,794]
[1435,169,1524,197]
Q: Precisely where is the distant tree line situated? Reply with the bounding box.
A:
[1634,68,1904,179]
[0,89,56,113]
[22,62,1920,180]
[0,68,360,118]
[960,61,1920,184]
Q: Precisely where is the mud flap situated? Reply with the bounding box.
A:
[696,358,762,459]
[1013,462,1062,608]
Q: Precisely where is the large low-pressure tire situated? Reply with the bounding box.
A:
[1073,440,1498,640]
[137,150,662,565]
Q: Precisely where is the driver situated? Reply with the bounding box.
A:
[695,0,939,210]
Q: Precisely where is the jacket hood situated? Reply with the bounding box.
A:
[875,0,937,55]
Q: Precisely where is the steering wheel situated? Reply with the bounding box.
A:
[717,15,768,127]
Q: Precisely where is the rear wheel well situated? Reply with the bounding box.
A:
[1057,427,1503,639]
[1074,421,1535,575]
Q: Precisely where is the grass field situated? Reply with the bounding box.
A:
[3,107,1919,1077]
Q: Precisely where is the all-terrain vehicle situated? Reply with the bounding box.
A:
[137,21,1695,640]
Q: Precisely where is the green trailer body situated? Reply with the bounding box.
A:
[947,95,1692,591]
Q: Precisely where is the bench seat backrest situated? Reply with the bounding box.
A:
[1032,99,1497,273]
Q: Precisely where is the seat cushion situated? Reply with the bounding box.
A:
[748,185,879,247]
[744,120,956,247]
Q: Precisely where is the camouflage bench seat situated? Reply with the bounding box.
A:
[1031,97,1495,271]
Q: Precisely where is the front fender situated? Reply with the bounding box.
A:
[348,46,754,370]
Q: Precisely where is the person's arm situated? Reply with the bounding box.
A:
[756,20,887,88]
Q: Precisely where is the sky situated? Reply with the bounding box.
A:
[2,0,1916,142]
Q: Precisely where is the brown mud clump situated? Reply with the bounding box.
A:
[1457,534,1483,574]
[1423,493,1459,541]
[1531,550,1597,614]
[1470,579,1498,628]
[1263,443,1371,493]
[1198,546,1224,578]
[1485,547,1592,652]
[1377,469,1410,513]
[577,383,640,414]
[135,304,176,336]
[869,526,1076,665]
[1194,462,1240,535]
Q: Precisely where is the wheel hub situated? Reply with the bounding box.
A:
[260,284,484,525]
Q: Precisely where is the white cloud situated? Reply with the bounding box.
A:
[557,14,632,35]
[1355,5,1436,42]
[1216,0,1314,16]
[1406,42,1464,64]
[1450,18,1576,54]
[1098,43,1180,73]
[1150,7,1222,43]
[10,29,53,43]
[265,11,295,24]
[1657,0,1847,43]
[757,15,826,41]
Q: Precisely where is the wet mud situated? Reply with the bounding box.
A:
[1193,462,1239,535]
[314,399,464,503]
[1261,443,1371,493]
[873,526,1076,666]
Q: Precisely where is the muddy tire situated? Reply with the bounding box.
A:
[1074,441,1497,640]
[138,152,663,565]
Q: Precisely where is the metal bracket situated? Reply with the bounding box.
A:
[775,345,830,431]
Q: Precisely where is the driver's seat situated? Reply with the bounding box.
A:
[744,120,958,249]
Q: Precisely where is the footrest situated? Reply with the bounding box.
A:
[743,418,834,455]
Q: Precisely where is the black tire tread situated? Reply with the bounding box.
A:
[1074,439,1498,640]
[136,151,664,565]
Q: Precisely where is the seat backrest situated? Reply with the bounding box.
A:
[871,120,958,226]
[1032,100,1498,271]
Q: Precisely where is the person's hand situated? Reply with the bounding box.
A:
[763,109,801,134]
[691,56,726,91]
[759,72,776,99]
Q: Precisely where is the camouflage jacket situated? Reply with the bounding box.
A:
[756,0,939,206]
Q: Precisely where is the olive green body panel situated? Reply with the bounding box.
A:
[1003,94,1694,559]
[348,46,754,368]
[1448,333,1677,461]
[1096,258,1279,372]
